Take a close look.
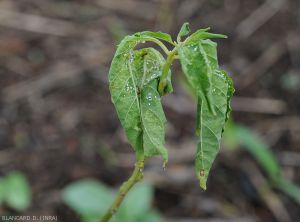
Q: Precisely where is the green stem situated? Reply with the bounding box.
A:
[158,48,177,95]
[100,158,145,222]
[145,38,171,55]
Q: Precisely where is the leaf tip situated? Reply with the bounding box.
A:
[160,145,169,169]
[177,22,191,42]
[200,181,207,190]
[162,159,168,170]
[199,169,207,190]
[224,35,228,39]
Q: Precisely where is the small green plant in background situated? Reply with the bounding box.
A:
[62,180,162,222]
[0,171,31,211]
[223,121,300,204]
[103,22,234,221]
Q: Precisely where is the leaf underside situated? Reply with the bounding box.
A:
[109,34,170,162]
[179,37,234,189]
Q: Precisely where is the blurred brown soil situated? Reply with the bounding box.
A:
[0,0,300,221]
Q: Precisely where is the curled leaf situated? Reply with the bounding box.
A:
[140,31,173,45]
[178,39,219,114]
[109,25,234,191]
[178,36,233,189]
[196,70,233,189]
[177,22,190,42]
[185,28,227,45]
[109,35,170,162]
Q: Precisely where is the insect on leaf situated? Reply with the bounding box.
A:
[109,34,170,162]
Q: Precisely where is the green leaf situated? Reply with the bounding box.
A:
[232,125,300,204]
[178,37,233,189]
[0,178,6,203]
[62,179,113,216]
[179,39,219,115]
[82,214,103,222]
[109,36,169,161]
[177,22,190,42]
[195,70,233,190]
[114,184,153,221]
[222,119,240,150]
[185,28,227,45]
[62,181,162,222]
[223,122,300,204]
[140,31,173,45]
[222,70,234,122]
[274,178,300,204]
[4,171,31,211]
[142,210,163,222]
[235,126,281,180]
[109,26,232,192]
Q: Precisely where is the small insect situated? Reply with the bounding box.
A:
[200,169,205,177]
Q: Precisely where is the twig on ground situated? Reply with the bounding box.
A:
[236,40,286,89]
[177,0,205,23]
[241,160,291,222]
[96,0,156,20]
[0,9,80,36]
[236,0,286,39]
[231,97,286,114]
[286,32,300,68]
[279,152,300,167]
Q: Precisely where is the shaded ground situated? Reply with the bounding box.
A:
[0,0,300,221]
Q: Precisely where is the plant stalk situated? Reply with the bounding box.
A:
[158,48,177,96]
[100,159,145,222]
[146,38,171,55]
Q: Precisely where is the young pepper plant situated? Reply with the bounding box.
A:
[101,23,234,222]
